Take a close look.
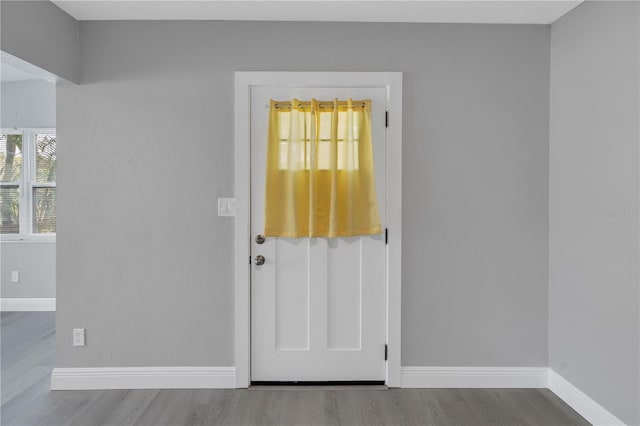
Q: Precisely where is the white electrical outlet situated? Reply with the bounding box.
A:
[11,271,19,282]
[218,197,236,217]
[73,329,85,347]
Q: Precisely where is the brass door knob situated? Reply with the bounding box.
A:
[254,255,266,266]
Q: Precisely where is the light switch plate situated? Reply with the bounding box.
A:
[218,198,236,217]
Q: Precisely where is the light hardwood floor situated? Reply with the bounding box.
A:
[1,312,589,426]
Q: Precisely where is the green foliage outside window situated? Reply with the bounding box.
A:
[0,134,23,233]
[0,132,56,234]
[34,134,56,233]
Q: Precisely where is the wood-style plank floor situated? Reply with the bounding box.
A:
[1,312,590,426]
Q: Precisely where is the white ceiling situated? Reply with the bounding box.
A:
[52,1,583,24]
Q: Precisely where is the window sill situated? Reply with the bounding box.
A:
[0,235,56,243]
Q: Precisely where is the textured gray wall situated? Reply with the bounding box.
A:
[1,79,56,300]
[549,2,640,425]
[0,0,79,83]
[56,21,550,368]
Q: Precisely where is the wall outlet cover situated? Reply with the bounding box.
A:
[73,329,85,347]
[218,197,236,217]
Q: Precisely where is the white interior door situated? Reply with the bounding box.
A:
[250,87,387,382]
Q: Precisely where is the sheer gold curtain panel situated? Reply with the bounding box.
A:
[264,98,382,238]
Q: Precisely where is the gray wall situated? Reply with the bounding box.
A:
[57,21,550,368]
[1,79,55,127]
[549,2,640,425]
[1,242,55,298]
[1,78,56,300]
[0,0,79,83]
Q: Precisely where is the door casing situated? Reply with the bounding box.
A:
[234,72,403,387]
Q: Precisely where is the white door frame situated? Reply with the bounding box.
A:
[234,72,402,387]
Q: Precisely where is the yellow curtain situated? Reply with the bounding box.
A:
[264,98,382,238]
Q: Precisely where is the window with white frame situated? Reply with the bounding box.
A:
[0,129,56,238]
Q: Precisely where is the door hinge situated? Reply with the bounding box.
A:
[384,344,388,361]
[385,111,389,128]
[385,228,388,245]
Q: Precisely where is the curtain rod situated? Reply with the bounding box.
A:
[273,100,369,109]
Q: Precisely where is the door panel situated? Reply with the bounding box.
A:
[327,237,361,350]
[273,238,309,350]
[251,87,386,381]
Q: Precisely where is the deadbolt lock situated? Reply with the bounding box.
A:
[255,234,266,244]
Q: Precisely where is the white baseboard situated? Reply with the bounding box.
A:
[401,367,626,425]
[401,366,548,388]
[51,367,236,390]
[548,369,626,426]
[1,298,56,311]
[45,365,628,426]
